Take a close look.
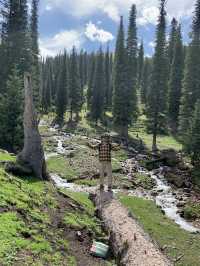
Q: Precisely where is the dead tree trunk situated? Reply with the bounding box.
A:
[17,73,48,180]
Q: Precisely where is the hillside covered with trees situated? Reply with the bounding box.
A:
[1,0,200,265]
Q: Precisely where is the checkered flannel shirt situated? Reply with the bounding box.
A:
[98,143,112,162]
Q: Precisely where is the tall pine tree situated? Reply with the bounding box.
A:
[187,100,200,166]
[126,5,138,126]
[0,67,23,151]
[87,52,95,110]
[141,58,152,105]
[30,0,40,109]
[113,16,130,138]
[90,47,105,124]
[147,0,168,151]
[168,18,178,66]
[168,25,184,132]
[104,46,112,110]
[69,46,82,121]
[55,52,68,123]
[179,0,200,142]
[138,40,144,88]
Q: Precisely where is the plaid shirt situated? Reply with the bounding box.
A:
[98,143,112,162]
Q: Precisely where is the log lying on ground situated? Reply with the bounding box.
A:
[11,73,48,179]
[94,193,171,266]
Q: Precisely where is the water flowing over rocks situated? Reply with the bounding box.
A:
[45,125,200,233]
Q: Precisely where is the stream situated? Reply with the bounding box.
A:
[44,125,199,233]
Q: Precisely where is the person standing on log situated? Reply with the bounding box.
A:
[90,133,120,193]
[98,134,113,193]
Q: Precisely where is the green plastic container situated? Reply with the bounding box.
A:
[90,241,109,259]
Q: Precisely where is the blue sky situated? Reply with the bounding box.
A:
[38,0,195,57]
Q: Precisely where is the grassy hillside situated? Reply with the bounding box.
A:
[0,153,114,266]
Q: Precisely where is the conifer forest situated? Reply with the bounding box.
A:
[0,0,200,265]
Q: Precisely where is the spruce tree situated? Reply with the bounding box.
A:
[87,53,95,110]
[104,46,112,109]
[147,0,168,151]
[138,40,144,88]
[41,58,53,113]
[90,47,105,124]
[30,0,40,109]
[168,25,184,132]
[83,51,88,86]
[187,100,200,166]
[6,0,31,75]
[168,18,178,66]
[126,5,138,125]
[113,16,130,138]
[69,46,82,121]
[179,0,200,141]
[55,52,68,123]
[0,67,23,151]
[141,58,152,104]
[79,50,84,98]
[0,0,31,150]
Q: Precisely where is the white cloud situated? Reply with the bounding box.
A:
[137,6,159,26]
[42,0,196,25]
[39,30,83,57]
[85,21,114,43]
[149,41,155,48]
[103,3,120,22]
[45,5,53,11]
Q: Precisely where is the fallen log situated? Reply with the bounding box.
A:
[93,192,172,266]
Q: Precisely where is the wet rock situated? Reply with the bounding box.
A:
[76,231,84,242]
[151,190,158,197]
[165,172,184,188]
[176,202,185,208]
[157,188,164,193]
[160,149,181,167]
[183,188,191,193]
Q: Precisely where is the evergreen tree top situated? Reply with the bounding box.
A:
[192,0,200,37]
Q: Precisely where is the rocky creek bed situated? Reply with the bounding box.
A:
[42,123,200,234]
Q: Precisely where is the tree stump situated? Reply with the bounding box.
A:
[17,73,48,179]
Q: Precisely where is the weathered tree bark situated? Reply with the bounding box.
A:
[17,73,48,180]
[94,193,171,266]
[152,117,158,153]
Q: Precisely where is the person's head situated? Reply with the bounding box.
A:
[101,133,111,144]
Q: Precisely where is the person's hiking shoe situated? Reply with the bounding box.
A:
[100,185,104,192]
[108,186,112,192]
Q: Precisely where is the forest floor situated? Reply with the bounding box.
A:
[0,112,200,265]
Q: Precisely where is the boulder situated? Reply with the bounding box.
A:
[165,172,184,188]
[160,149,181,167]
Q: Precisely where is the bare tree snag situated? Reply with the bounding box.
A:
[17,73,48,179]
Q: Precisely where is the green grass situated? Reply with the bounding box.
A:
[0,164,77,265]
[74,178,98,186]
[60,190,95,215]
[0,151,16,162]
[62,190,102,236]
[129,115,182,151]
[47,155,79,180]
[0,212,30,265]
[67,256,77,266]
[183,202,200,220]
[120,195,200,266]
[63,212,101,235]
[133,173,156,189]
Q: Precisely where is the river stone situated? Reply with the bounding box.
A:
[177,201,185,208]
[165,172,184,188]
